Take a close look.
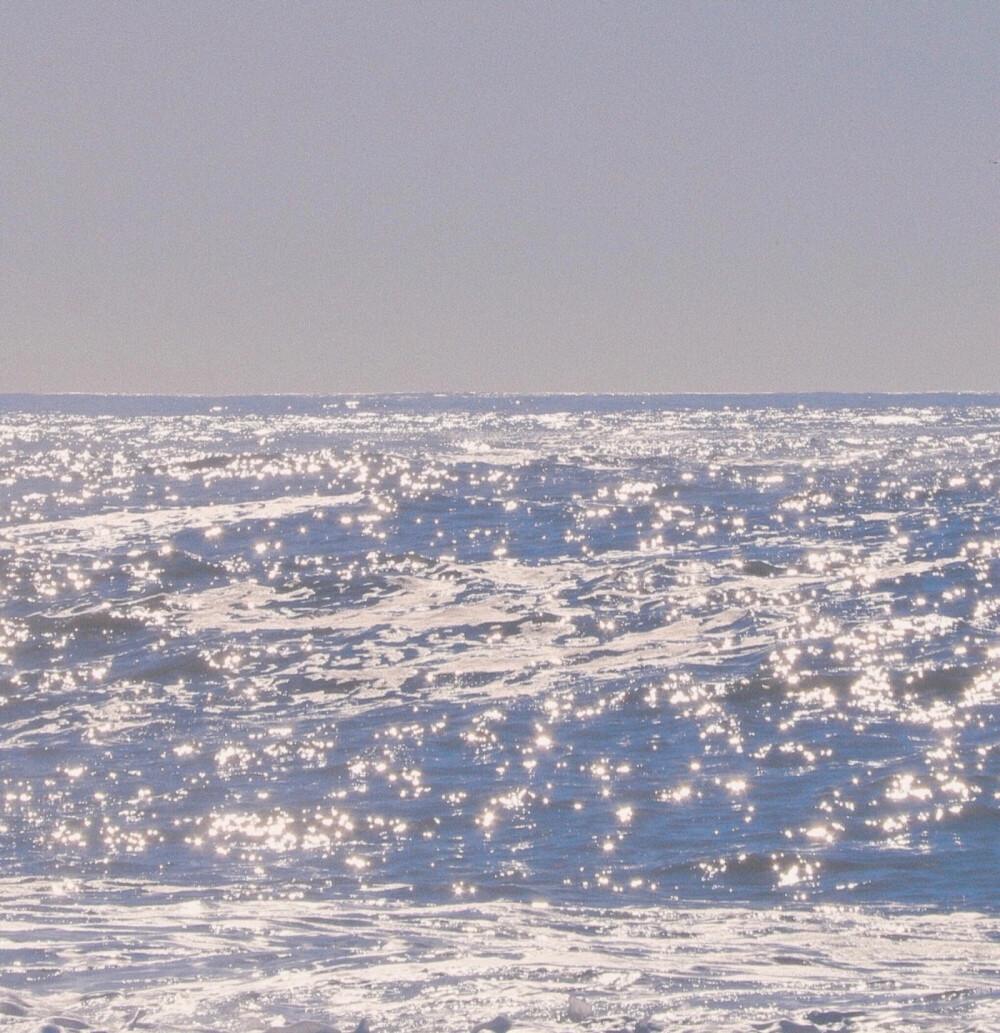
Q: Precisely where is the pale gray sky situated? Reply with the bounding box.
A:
[2,1,997,394]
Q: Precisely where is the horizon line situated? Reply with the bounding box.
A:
[3,389,1000,400]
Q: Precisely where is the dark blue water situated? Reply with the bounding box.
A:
[4,394,1000,917]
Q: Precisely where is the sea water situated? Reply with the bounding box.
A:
[2,394,1000,1032]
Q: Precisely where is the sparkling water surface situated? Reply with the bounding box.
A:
[3,394,1000,1032]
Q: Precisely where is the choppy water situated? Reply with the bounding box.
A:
[3,394,1000,1032]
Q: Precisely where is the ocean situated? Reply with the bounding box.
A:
[2,394,1000,1032]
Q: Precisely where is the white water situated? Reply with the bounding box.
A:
[4,890,1000,1033]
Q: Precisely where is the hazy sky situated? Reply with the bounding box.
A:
[2,2,998,394]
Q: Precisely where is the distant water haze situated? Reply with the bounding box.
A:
[2,3,998,393]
